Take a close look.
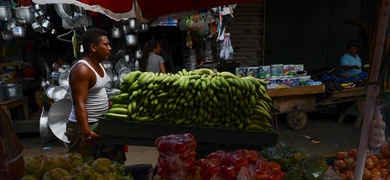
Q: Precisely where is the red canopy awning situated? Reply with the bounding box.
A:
[32,0,255,21]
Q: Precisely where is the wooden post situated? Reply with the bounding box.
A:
[354,0,390,179]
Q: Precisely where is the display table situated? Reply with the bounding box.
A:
[97,117,278,153]
[0,96,29,120]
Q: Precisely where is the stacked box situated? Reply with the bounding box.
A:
[259,66,270,79]
[247,67,259,78]
[235,67,248,78]
[283,64,296,76]
[270,64,284,77]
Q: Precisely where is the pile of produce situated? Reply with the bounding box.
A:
[261,141,329,180]
[105,69,274,132]
[21,153,134,180]
[155,133,198,179]
[332,145,390,179]
[197,149,285,179]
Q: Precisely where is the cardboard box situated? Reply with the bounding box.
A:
[247,67,259,78]
[295,64,304,71]
[259,66,270,79]
[271,64,283,76]
[235,67,248,78]
[283,64,296,76]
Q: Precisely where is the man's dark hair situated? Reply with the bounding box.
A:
[82,28,108,54]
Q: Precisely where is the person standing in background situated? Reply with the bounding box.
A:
[66,28,126,164]
[140,40,167,73]
[340,40,362,76]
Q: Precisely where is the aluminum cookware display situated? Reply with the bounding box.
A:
[122,24,129,34]
[111,27,122,39]
[125,34,137,46]
[58,69,69,87]
[52,86,68,101]
[31,22,42,32]
[14,6,35,24]
[54,4,76,21]
[46,85,57,99]
[129,18,136,30]
[0,6,12,21]
[39,107,56,144]
[11,26,26,38]
[48,99,71,143]
[41,18,54,30]
[135,49,143,59]
[5,19,17,31]
[3,83,23,100]
[102,60,113,69]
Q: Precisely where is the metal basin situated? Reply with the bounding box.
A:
[48,99,72,143]
[39,108,56,144]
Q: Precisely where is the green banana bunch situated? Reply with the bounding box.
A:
[106,69,274,132]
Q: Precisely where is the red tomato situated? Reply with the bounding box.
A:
[207,158,222,175]
[172,142,187,154]
[197,158,208,168]
[231,153,248,168]
[156,140,172,153]
[267,161,281,172]
[207,150,227,160]
[255,169,269,180]
[221,165,237,178]
[255,158,268,171]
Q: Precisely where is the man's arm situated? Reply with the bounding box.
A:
[69,63,94,137]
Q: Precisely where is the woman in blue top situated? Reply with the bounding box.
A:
[340,40,362,76]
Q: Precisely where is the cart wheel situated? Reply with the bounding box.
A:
[286,110,308,130]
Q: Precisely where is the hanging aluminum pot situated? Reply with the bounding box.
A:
[31,22,42,33]
[54,4,75,20]
[135,49,143,59]
[3,83,23,100]
[0,6,12,21]
[129,18,137,30]
[125,34,137,46]
[140,23,149,32]
[42,19,54,30]
[124,54,131,63]
[14,6,35,24]
[111,27,122,39]
[5,20,17,31]
[122,24,129,34]
[11,26,26,38]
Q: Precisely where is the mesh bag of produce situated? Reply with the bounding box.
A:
[155,133,198,179]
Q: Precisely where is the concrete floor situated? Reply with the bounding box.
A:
[18,108,362,166]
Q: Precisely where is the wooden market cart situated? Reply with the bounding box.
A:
[266,85,366,130]
[266,85,325,130]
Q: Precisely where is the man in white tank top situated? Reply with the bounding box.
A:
[65,28,126,163]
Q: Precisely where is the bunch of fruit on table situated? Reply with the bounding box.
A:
[105,68,274,132]
[332,145,390,180]
[21,153,134,180]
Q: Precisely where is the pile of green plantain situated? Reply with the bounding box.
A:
[105,68,275,132]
